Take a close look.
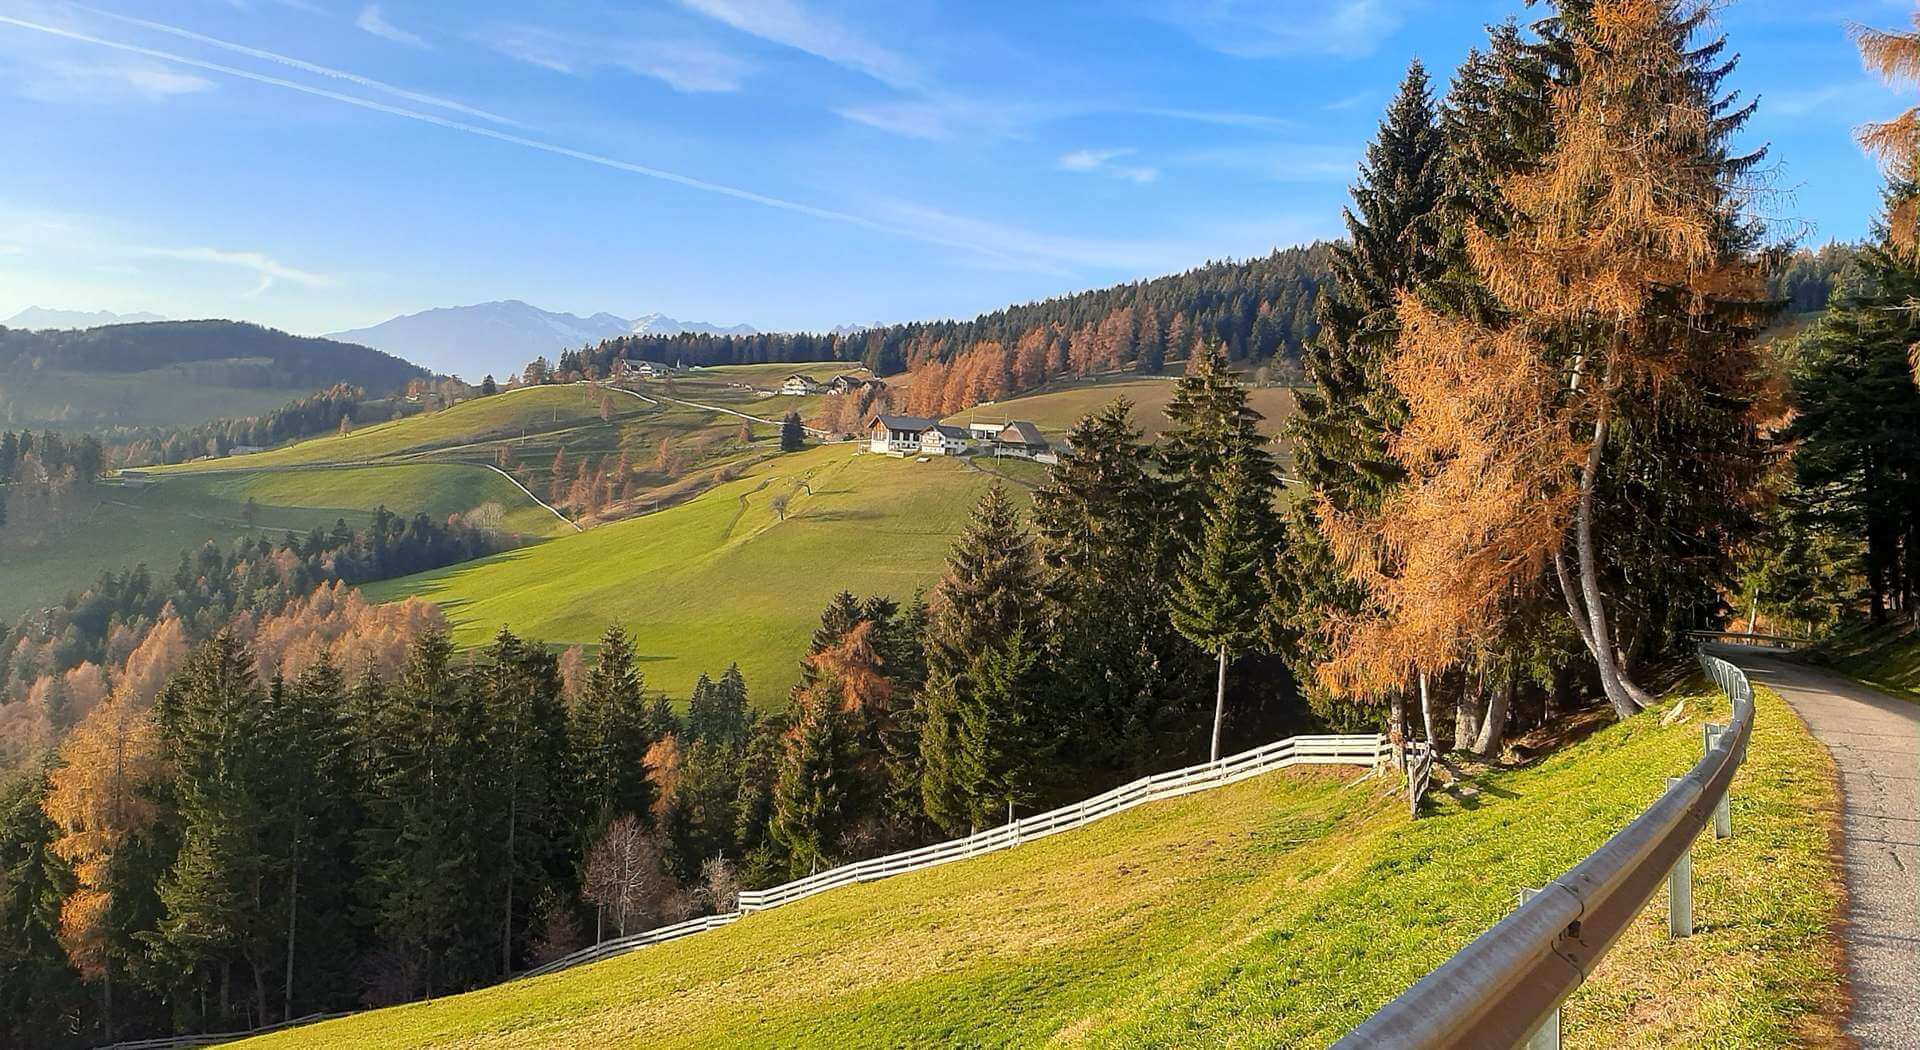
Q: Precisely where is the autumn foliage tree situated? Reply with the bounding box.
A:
[1323,0,1776,720]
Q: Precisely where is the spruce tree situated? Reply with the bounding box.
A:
[261,654,357,1020]
[953,626,1047,827]
[780,412,805,452]
[571,626,656,832]
[478,628,574,977]
[1279,59,1448,740]
[1031,400,1184,763]
[0,770,86,1047]
[770,680,855,874]
[1170,460,1269,761]
[918,484,1043,833]
[149,633,270,1027]
[1159,345,1282,546]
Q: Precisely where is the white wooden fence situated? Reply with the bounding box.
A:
[521,732,1389,980]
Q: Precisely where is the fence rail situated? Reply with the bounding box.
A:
[1406,742,1435,817]
[99,1013,348,1050]
[1333,648,1755,1049]
[520,732,1390,981]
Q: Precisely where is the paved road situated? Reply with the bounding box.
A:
[1731,652,1919,1048]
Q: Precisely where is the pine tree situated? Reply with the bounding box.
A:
[769,680,856,874]
[1158,345,1282,547]
[149,633,271,1027]
[953,626,1047,827]
[1280,59,1448,746]
[780,411,806,452]
[918,484,1043,832]
[1030,400,1184,763]
[1170,460,1270,761]
[1790,192,1920,622]
[571,626,657,832]
[261,654,357,1020]
[0,770,86,1048]
[477,628,575,977]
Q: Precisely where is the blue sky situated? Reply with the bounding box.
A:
[0,0,1909,336]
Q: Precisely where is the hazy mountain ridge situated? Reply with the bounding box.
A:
[5,306,167,329]
[327,300,757,380]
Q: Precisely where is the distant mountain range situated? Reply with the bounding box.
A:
[5,306,167,329]
[325,300,757,381]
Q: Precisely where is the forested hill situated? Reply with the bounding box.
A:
[569,243,1337,377]
[0,320,428,393]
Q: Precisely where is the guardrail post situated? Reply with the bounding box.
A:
[1666,776,1694,937]
[1516,888,1562,1049]
[1703,724,1731,839]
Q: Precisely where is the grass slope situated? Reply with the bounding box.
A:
[1,366,298,431]
[363,445,1044,702]
[250,682,1842,1049]
[0,465,566,620]
[943,374,1298,461]
[1809,621,1920,702]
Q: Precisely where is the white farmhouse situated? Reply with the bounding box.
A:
[869,413,936,454]
[781,374,824,395]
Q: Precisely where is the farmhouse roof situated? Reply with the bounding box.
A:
[999,421,1048,446]
[872,413,937,432]
[931,424,970,440]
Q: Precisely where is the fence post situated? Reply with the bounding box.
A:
[1703,724,1731,839]
[1666,776,1694,937]
[1518,887,1561,1049]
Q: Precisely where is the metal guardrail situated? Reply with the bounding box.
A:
[1334,649,1755,1049]
[1685,629,1805,651]
[520,733,1390,981]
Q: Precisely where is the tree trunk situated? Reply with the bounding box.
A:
[252,954,268,1031]
[1570,401,1644,719]
[1473,678,1515,758]
[1453,678,1480,752]
[102,966,114,1042]
[284,864,299,1022]
[1418,673,1435,747]
[1209,646,1228,762]
[1387,689,1407,770]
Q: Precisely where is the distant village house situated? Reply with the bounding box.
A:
[867,414,1049,460]
[780,373,824,395]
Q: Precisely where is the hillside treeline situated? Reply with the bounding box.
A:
[104,385,380,468]
[541,245,1335,380]
[0,507,508,770]
[0,321,427,393]
[1768,242,1865,314]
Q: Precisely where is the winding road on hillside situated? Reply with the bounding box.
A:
[1730,652,1919,1048]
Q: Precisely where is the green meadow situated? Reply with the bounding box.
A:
[249,681,1842,1049]
[362,445,1046,702]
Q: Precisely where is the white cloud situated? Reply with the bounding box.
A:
[1155,0,1406,59]
[81,6,523,126]
[675,0,920,89]
[1135,107,1294,131]
[134,246,336,296]
[1059,148,1159,184]
[23,60,213,101]
[0,243,24,256]
[483,25,753,94]
[1060,148,1129,171]
[356,5,427,49]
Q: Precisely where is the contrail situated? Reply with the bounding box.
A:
[72,3,527,128]
[0,13,1039,271]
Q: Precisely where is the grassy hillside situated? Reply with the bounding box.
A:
[0,320,426,430]
[1809,621,1920,701]
[363,445,1044,701]
[1,365,298,431]
[944,373,1298,453]
[0,464,566,621]
[250,681,1842,1049]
